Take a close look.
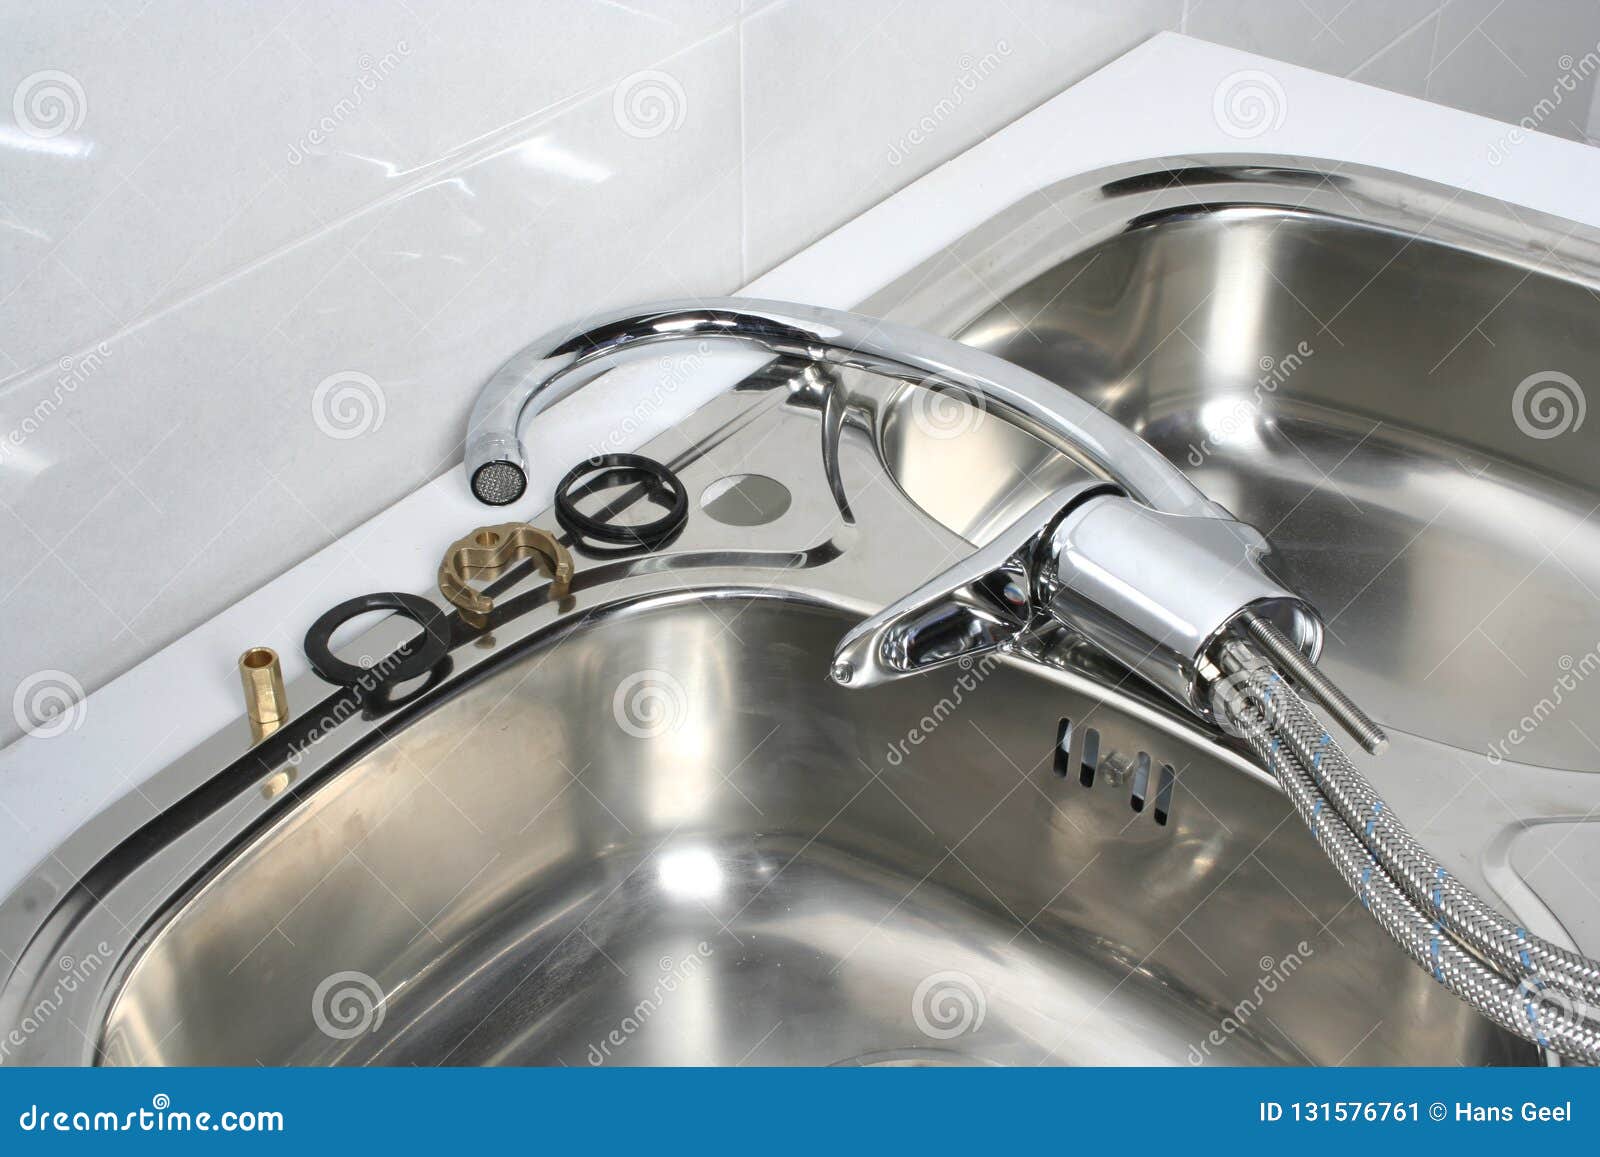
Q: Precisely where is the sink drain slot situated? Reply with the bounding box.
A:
[1052,718,1074,778]
[1055,718,1173,827]
[1079,727,1100,788]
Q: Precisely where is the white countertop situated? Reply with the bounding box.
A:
[6,30,1600,900]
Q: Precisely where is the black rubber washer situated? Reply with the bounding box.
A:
[554,453,687,549]
[304,592,451,689]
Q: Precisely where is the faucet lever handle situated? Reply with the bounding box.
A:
[830,478,1329,730]
[829,483,1110,688]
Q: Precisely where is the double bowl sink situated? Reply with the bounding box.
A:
[6,157,1599,1067]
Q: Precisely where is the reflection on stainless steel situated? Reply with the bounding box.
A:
[4,156,1599,1067]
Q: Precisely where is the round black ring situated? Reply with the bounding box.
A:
[304,592,452,689]
[554,453,687,549]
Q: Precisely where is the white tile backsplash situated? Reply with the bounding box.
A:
[1348,8,1442,95]
[1186,0,1440,82]
[4,0,1600,744]
[1428,0,1600,144]
[741,0,1183,274]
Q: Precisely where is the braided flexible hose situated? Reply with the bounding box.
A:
[1221,643,1600,1007]
[1228,659,1600,1064]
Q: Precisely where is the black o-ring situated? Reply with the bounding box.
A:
[304,592,451,689]
[554,453,687,550]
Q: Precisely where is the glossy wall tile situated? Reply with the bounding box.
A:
[0,10,742,741]
[3,0,1600,744]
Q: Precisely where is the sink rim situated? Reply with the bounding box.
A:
[856,152,1600,343]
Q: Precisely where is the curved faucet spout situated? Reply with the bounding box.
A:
[465,297,1222,518]
[464,296,1345,726]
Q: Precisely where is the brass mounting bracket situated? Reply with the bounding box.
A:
[438,522,574,628]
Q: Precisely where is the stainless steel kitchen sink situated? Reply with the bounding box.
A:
[5,156,1596,1067]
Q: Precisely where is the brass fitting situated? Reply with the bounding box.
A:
[438,522,573,629]
[238,647,288,740]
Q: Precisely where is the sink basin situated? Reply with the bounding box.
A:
[100,598,1525,1066]
[5,157,1592,1068]
[869,160,1600,776]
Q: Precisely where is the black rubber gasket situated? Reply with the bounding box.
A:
[554,453,687,550]
[304,592,451,689]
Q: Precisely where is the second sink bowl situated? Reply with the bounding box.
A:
[872,158,1600,777]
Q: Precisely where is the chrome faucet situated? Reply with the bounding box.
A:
[465,297,1381,744]
[466,299,1218,514]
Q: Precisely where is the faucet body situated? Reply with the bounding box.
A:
[465,297,1325,724]
[829,479,1316,719]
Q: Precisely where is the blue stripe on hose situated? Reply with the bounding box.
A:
[1525,1002,1550,1048]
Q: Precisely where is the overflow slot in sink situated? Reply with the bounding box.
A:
[1060,722,1174,829]
[1052,717,1073,777]
[1130,752,1151,813]
[1154,763,1177,827]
